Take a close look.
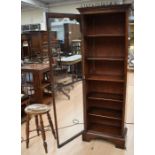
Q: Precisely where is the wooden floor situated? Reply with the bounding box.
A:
[21,71,134,155]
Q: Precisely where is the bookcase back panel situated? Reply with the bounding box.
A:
[88,107,122,119]
[85,37,125,58]
[87,91,123,101]
[87,123,122,136]
[86,61,124,76]
[86,81,124,94]
[87,99,123,110]
[84,13,125,35]
[88,115,122,127]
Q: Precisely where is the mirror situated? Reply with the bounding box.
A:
[47,14,84,147]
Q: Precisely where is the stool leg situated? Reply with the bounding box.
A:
[26,115,30,148]
[39,114,48,153]
[35,115,40,136]
[47,111,56,139]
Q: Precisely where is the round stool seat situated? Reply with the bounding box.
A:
[24,104,56,153]
[25,104,50,115]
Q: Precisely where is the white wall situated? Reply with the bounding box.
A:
[49,3,81,14]
[21,0,125,29]
[21,2,81,31]
[48,0,123,13]
[21,8,46,30]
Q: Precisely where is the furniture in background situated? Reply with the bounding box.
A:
[21,24,41,32]
[128,46,134,69]
[78,4,130,148]
[21,94,30,120]
[21,34,31,59]
[129,23,134,46]
[21,31,57,61]
[21,94,30,106]
[64,23,81,52]
[71,40,81,54]
[21,63,52,104]
[53,66,72,100]
[25,104,56,153]
[52,55,82,100]
[128,21,134,70]
[58,54,82,81]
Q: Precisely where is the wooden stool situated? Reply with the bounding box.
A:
[25,104,56,153]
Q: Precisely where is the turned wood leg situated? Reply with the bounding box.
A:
[35,115,40,136]
[47,111,56,139]
[39,114,48,153]
[26,115,30,148]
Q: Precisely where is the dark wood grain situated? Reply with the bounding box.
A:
[86,57,124,61]
[88,108,122,120]
[21,64,52,104]
[85,74,124,82]
[39,114,48,153]
[78,4,130,149]
[21,31,57,61]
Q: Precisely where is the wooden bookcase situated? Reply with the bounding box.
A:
[64,23,81,52]
[21,64,52,105]
[78,4,130,148]
[21,31,57,61]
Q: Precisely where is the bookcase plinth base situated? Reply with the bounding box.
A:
[82,128,127,149]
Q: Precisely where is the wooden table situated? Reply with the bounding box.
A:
[21,63,52,104]
[58,54,81,65]
[58,54,82,80]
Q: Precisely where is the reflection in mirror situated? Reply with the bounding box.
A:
[21,30,52,106]
[49,17,84,144]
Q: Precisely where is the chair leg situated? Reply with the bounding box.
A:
[39,114,48,153]
[26,115,30,148]
[47,111,56,139]
[35,115,40,136]
[60,89,70,100]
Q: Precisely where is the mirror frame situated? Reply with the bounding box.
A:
[46,12,84,148]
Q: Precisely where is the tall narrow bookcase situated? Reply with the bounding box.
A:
[78,4,130,148]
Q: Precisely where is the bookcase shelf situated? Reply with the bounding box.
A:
[84,37,125,58]
[85,74,124,82]
[88,123,121,137]
[78,4,130,148]
[87,92,123,111]
[86,57,124,61]
[87,92,123,102]
[88,108,122,120]
[86,81,124,97]
[83,12,125,35]
[88,115,121,128]
[84,34,125,37]
[85,61,124,78]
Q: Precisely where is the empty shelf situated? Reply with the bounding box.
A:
[85,74,124,82]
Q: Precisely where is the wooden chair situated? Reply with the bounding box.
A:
[25,104,56,153]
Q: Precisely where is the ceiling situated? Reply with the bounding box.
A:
[21,1,40,10]
[37,0,72,5]
[21,0,83,10]
[21,0,133,10]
